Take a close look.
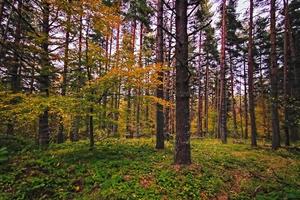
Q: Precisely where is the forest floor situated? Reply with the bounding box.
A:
[1,138,300,200]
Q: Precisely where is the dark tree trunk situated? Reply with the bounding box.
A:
[219,0,227,144]
[38,0,50,149]
[239,76,244,138]
[215,76,220,138]
[243,52,248,140]
[174,0,191,165]
[58,0,72,143]
[136,23,143,136]
[156,0,164,149]
[270,0,280,150]
[70,10,83,142]
[248,0,257,147]
[287,2,299,142]
[229,54,238,138]
[86,17,94,149]
[283,0,290,146]
[126,88,132,137]
[0,0,4,23]
[112,11,121,136]
[7,0,22,135]
[39,109,50,148]
[204,52,209,136]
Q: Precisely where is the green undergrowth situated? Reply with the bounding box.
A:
[0,138,299,200]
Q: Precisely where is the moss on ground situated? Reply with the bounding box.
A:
[0,138,299,200]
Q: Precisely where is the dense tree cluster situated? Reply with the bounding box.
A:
[0,0,299,164]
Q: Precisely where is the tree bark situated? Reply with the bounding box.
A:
[229,54,238,138]
[243,51,248,140]
[270,0,280,150]
[204,52,209,136]
[248,0,257,147]
[38,0,50,149]
[136,23,143,136]
[58,0,72,144]
[85,17,94,150]
[219,0,227,144]
[174,0,191,165]
[283,0,290,146]
[156,0,164,149]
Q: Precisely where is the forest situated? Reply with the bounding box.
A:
[0,0,300,199]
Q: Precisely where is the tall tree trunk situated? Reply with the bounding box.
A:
[197,32,203,137]
[165,5,174,136]
[112,9,121,136]
[219,0,227,144]
[243,51,248,140]
[204,52,209,136]
[229,54,238,138]
[174,0,191,164]
[239,76,244,138]
[270,0,280,150]
[248,0,257,147]
[156,0,164,149]
[7,0,22,135]
[215,75,220,138]
[259,52,269,140]
[287,1,298,142]
[125,20,136,138]
[38,0,50,149]
[136,23,143,136]
[101,34,110,130]
[283,0,290,146]
[85,17,94,149]
[0,0,4,23]
[58,0,72,144]
[70,10,83,142]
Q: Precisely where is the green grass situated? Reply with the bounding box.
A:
[0,138,300,200]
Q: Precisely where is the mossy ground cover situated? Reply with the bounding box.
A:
[0,138,300,200]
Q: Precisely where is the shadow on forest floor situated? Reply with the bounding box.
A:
[1,138,300,200]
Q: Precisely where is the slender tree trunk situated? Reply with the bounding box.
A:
[248,0,257,147]
[136,23,143,136]
[112,11,121,136]
[85,17,94,149]
[0,0,4,23]
[126,88,132,137]
[156,0,164,149]
[7,0,22,135]
[243,51,248,140]
[270,0,280,150]
[170,67,176,135]
[287,2,299,142]
[239,76,244,139]
[70,10,83,142]
[38,0,50,149]
[164,8,174,136]
[259,52,268,140]
[219,0,227,144]
[215,75,220,138]
[174,0,191,164]
[197,32,203,137]
[283,0,290,146]
[126,20,136,138]
[58,0,72,143]
[229,54,238,138]
[204,52,209,136]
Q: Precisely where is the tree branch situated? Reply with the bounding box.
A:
[188,20,212,37]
